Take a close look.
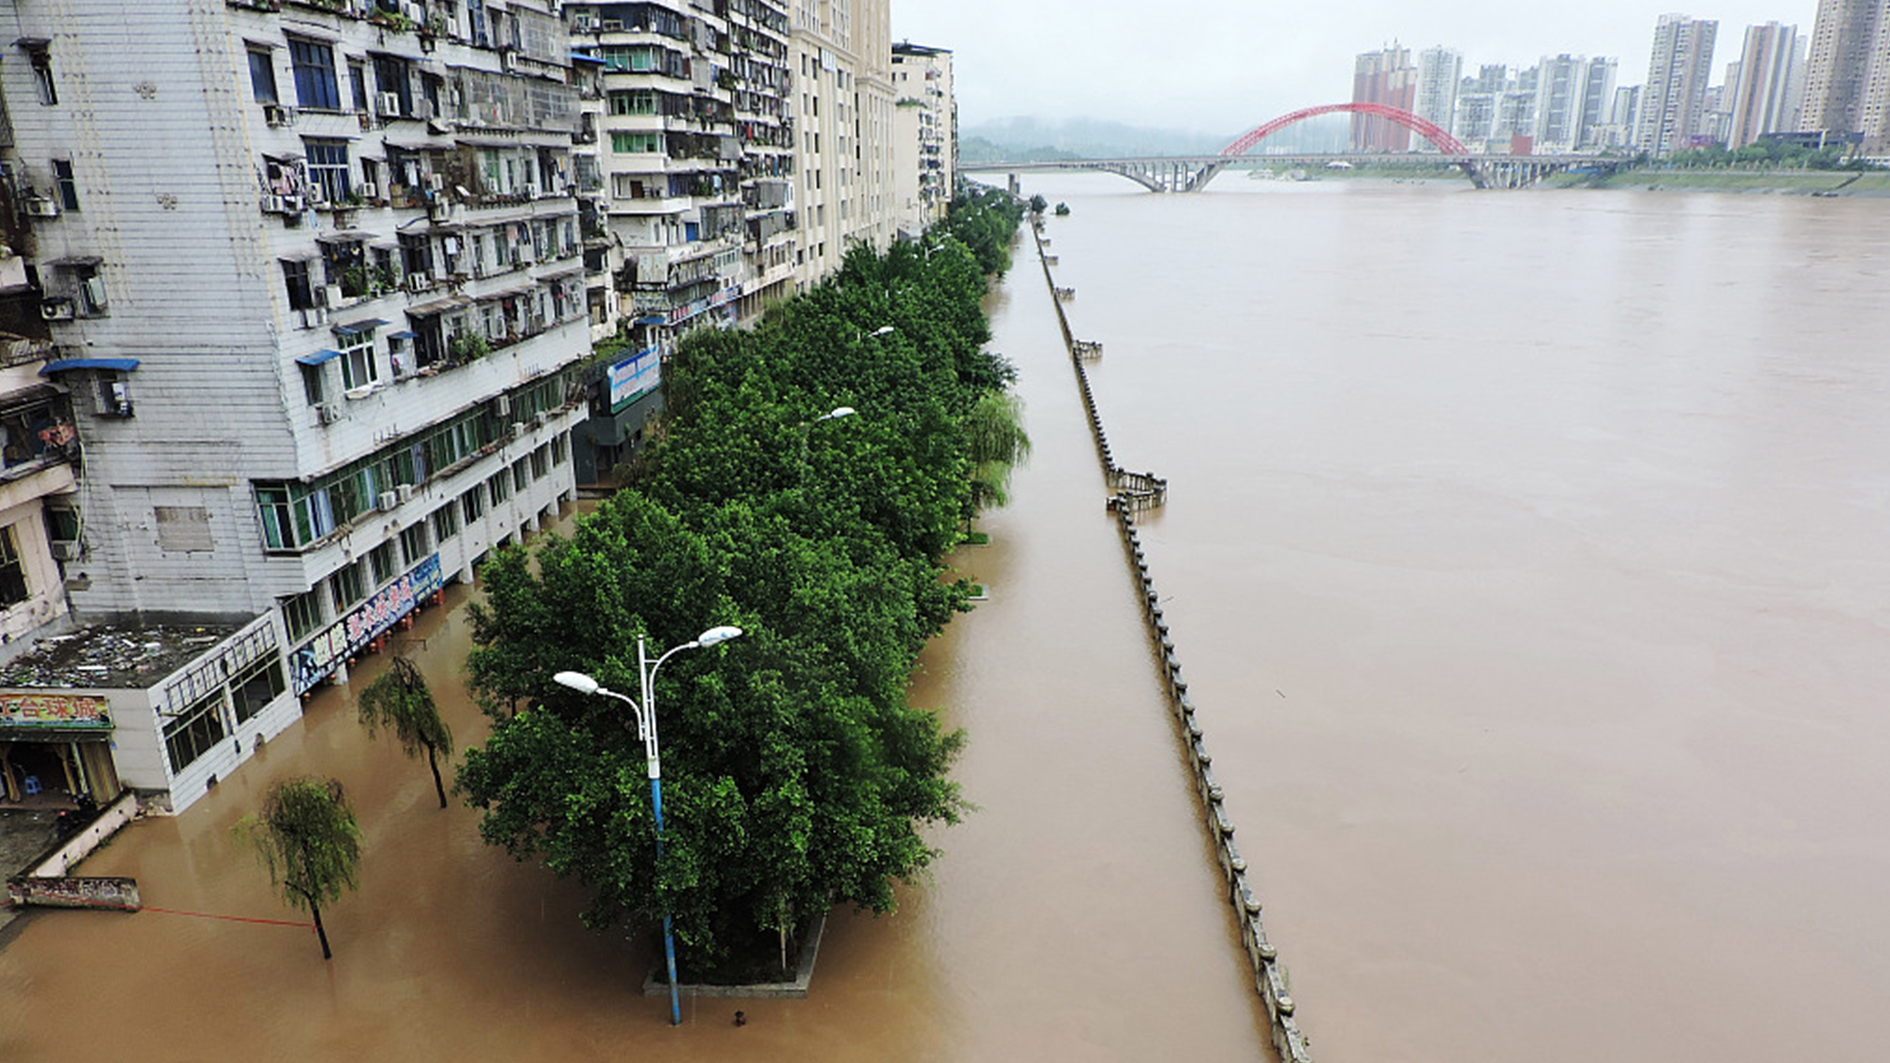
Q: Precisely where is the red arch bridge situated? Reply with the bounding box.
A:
[962,103,1624,193]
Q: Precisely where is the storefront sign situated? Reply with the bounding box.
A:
[290,554,443,695]
[664,284,742,327]
[0,692,112,730]
[607,346,662,412]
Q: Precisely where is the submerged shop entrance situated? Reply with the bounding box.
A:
[0,694,120,807]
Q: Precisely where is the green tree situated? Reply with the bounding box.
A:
[965,389,1032,514]
[357,656,455,808]
[233,777,362,960]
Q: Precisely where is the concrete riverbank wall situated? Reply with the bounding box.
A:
[1029,216,1314,1063]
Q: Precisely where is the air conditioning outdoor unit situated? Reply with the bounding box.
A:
[532,410,548,427]
[318,402,343,425]
[601,18,623,31]
[358,181,379,200]
[324,284,345,307]
[26,197,59,218]
[509,421,525,440]
[263,193,287,213]
[377,491,400,512]
[397,484,416,503]
[493,395,512,418]
[378,92,403,118]
[305,183,329,206]
[40,298,74,321]
[407,273,432,293]
[51,541,82,562]
[83,277,108,312]
[264,103,293,128]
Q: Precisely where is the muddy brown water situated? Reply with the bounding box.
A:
[1022,173,1890,1063]
[0,231,1275,1060]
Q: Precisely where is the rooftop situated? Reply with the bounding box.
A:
[0,622,244,690]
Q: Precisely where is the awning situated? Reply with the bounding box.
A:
[475,282,534,301]
[388,330,417,341]
[332,318,387,336]
[570,50,607,65]
[406,294,472,316]
[296,349,344,367]
[315,230,377,243]
[40,358,140,375]
[42,255,103,269]
[536,263,586,281]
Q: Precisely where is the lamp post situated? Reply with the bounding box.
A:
[553,622,743,1027]
[797,405,856,478]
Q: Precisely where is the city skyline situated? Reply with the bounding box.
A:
[893,0,1818,133]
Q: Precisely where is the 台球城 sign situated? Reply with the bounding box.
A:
[0,692,112,730]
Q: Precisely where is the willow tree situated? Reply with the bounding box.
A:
[966,389,1032,515]
[357,656,455,808]
[233,777,362,960]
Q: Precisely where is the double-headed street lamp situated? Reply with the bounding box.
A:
[554,623,743,1027]
[797,405,857,477]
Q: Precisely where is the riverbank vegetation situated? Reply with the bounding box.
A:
[457,188,1027,981]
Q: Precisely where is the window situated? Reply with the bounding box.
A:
[301,362,326,405]
[608,90,659,116]
[551,432,569,465]
[368,541,398,585]
[27,46,56,106]
[0,526,28,607]
[512,457,530,492]
[487,470,509,507]
[611,132,663,154]
[329,561,366,612]
[339,330,378,391]
[373,54,411,115]
[282,259,315,311]
[282,589,324,642]
[349,62,369,114]
[304,138,351,203]
[248,48,279,104]
[461,487,484,523]
[232,653,286,723]
[530,445,549,480]
[164,692,228,773]
[288,37,340,111]
[431,504,459,544]
[400,522,431,566]
[51,159,78,212]
[154,506,215,553]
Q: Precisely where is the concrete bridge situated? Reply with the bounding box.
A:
[962,103,1625,192]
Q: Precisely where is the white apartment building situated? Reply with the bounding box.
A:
[791,0,895,286]
[891,42,953,236]
[1638,14,1719,156]
[1727,23,1805,149]
[1413,47,1462,152]
[0,0,589,810]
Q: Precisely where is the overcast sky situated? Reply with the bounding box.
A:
[891,0,1820,136]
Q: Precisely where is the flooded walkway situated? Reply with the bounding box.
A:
[0,237,1273,1062]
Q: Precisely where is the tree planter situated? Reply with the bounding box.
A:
[641,912,827,1000]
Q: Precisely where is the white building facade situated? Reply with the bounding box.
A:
[891,42,953,235]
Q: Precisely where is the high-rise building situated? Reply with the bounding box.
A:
[1799,0,1884,142]
[1728,22,1805,148]
[1535,54,1588,150]
[792,0,897,287]
[892,43,955,236]
[1352,45,1418,152]
[1575,58,1620,148]
[1414,47,1463,150]
[0,0,590,811]
[1638,14,1719,156]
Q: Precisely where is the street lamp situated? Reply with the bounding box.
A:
[797,405,857,478]
[553,622,744,1027]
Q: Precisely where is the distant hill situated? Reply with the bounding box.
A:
[961,115,1353,160]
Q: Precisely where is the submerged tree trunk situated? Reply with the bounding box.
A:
[310,898,332,960]
[426,742,446,809]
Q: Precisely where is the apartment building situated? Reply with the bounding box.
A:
[0,0,589,811]
[1352,44,1417,152]
[1728,23,1806,149]
[1638,14,1719,156]
[891,42,952,236]
[791,0,895,285]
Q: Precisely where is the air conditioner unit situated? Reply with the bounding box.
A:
[358,181,379,200]
[305,182,329,206]
[377,491,400,512]
[427,174,445,193]
[397,484,415,503]
[573,13,596,32]
[508,421,525,440]
[324,284,345,307]
[317,402,343,425]
[406,272,432,293]
[26,197,60,218]
[493,395,512,418]
[532,410,548,427]
[601,18,623,31]
[51,540,82,562]
[40,298,74,321]
[83,277,108,312]
[378,92,403,118]
[263,193,287,213]
[264,103,293,128]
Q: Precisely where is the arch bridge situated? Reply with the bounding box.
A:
[963,103,1621,192]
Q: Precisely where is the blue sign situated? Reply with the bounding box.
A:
[608,346,662,412]
[290,554,444,694]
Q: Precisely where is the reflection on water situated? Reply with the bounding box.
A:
[0,235,1277,1061]
[1025,173,1890,1063]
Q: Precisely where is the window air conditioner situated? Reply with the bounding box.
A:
[264,103,293,128]
[492,395,512,418]
[318,402,343,425]
[407,272,432,293]
[51,540,82,562]
[40,298,74,321]
[377,491,400,512]
[379,92,403,118]
[263,193,287,213]
[26,197,60,218]
[509,421,525,440]
[397,484,415,503]
[305,182,329,205]
[83,277,108,312]
[532,410,548,427]
[601,19,623,31]
[324,284,345,307]
[358,181,379,200]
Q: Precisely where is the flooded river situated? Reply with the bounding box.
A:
[1024,173,1890,1063]
[0,226,1272,1059]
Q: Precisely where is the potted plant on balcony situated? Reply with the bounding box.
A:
[449,332,490,364]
